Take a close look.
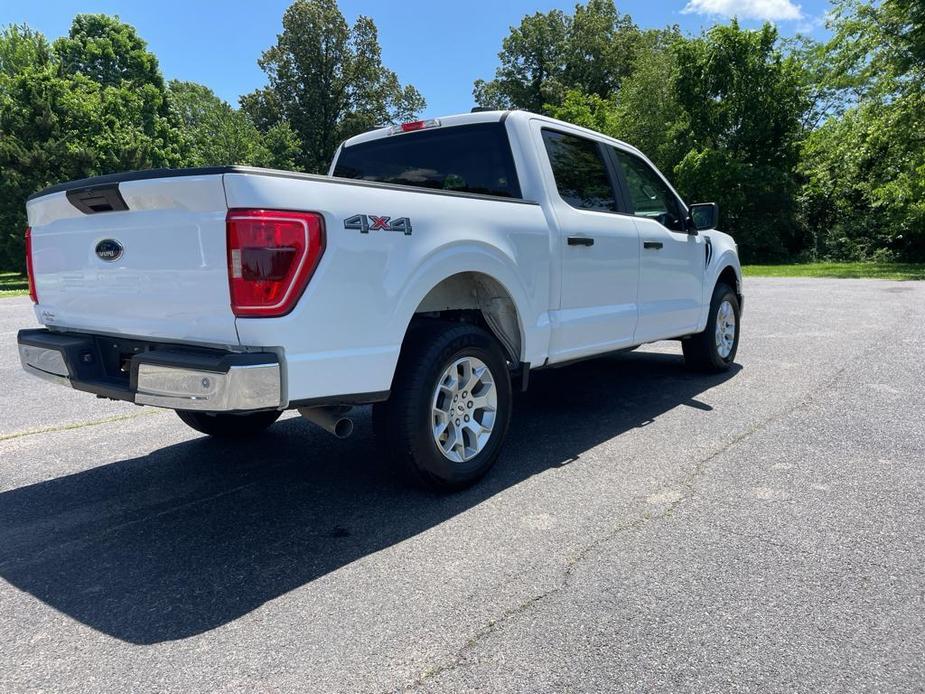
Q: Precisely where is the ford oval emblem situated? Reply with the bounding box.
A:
[95,239,124,262]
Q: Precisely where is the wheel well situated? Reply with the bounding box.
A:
[412,272,522,363]
[717,265,741,300]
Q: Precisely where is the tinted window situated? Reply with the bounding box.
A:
[333,123,521,199]
[612,148,685,231]
[542,130,616,212]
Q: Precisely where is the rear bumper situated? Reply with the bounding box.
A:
[17,329,281,412]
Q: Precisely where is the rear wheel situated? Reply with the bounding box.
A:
[682,282,740,372]
[374,321,512,490]
[176,409,281,438]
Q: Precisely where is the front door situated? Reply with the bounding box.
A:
[538,127,640,362]
[609,147,704,342]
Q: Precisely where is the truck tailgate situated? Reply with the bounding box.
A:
[26,174,238,346]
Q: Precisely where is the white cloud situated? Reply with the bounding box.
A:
[682,0,804,21]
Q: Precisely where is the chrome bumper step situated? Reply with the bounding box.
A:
[17,329,282,412]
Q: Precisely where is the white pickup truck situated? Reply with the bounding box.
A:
[18,110,742,489]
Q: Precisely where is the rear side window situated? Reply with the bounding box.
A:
[333,123,521,199]
[611,148,686,232]
[541,130,616,213]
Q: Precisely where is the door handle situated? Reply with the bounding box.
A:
[643,241,663,250]
[568,236,595,247]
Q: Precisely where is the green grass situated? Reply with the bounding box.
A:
[2,262,921,299]
[743,262,925,281]
[0,272,29,297]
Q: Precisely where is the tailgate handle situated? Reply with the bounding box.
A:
[66,184,129,215]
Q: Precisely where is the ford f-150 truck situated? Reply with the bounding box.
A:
[18,110,742,489]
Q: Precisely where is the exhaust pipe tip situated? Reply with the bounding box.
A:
[298,406,355,439]
[332,416,354,439]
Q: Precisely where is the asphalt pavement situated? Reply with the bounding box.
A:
[0,278,922,693]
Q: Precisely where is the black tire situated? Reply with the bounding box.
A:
[682,282,740,372]
[373,321,513,491]
[176,409,282,438]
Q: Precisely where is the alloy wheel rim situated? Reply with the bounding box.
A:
[431,356,497,462]
[715,299,736,359]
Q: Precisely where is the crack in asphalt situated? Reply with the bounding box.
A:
[2,289,912,691]
[402,419,760,692]
[0,410,161,444]
[403,327,898,691]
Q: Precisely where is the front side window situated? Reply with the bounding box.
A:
[542,130,616,212]
[612,149,685,231]
[333,123,521,199]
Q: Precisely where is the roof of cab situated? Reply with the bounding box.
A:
[338,109,644,158]
[340,110,510,148]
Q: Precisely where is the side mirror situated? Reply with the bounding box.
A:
[688,202,719,232]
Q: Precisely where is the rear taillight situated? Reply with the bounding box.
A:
[25,226,37,303]
[226,209,325,317]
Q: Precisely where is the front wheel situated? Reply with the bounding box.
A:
[682,282,740,372]
[176,409,281,438]
[373,321,513,490]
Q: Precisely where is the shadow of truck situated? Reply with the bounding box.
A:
[0,350,739,644]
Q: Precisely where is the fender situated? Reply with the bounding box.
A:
[696,232,743,331]
[388,240,550,367]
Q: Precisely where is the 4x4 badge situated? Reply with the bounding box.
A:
[344,215,412,236]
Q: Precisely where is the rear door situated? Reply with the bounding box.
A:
[26,174,238,345]
[536,126,640,362]
[609,147,704,342]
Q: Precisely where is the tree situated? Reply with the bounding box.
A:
[54,14,163,90]
[610,27,688,173]
[563,0,641,100]
[257,121,302,171]
[546,28,686,174]
[799,0,925,261]
[242,0,425,173]
[473,9,570,112]
[168,80,302,169]
[671,22,809,262]
[0,24,52,76]
[546,89,621,136]
[883,0,925,77]
[473,0,641,113]
[238,88,283,133]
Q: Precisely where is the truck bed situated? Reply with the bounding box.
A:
[26,163,550,404]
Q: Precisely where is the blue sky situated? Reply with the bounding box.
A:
[2,0,832,118]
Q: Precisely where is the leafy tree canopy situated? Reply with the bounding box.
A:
[168,80,302,170]
[799,0,925,261]
[474,0,641,112]
[241,0,425,173]
[54,14,163,90]
[0,24,52,76]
